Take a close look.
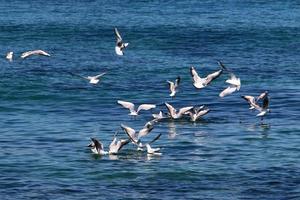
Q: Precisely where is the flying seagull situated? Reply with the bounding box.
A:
[121,122,154,144]
[117,100,156,116]
[255,92,270,120]
[186,106,210,122]
[219,72,241,97]
[165,102,193,119]
[190,61,226,89]
[242,91,270,122]
[70,72,107,85]
[121,122,161,151]
[21,50,50,59]
[114,28,129,56]
[6,51,13,61]
[167,76,181,97]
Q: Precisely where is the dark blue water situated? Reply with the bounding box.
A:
[1,1,300,199]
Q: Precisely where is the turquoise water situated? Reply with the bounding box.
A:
[0,1,300,199]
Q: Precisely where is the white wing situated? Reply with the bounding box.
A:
[257,91,268,101]
[196,108,210,118]
[21,50,50,59]
[219,85,238,98]
[205,69,223,85]
[138,121,154,138]
[123,43,129,48]
[241,95,261,110]
[137,104,156,113]
[226,73,241,88]
[114,27,122,42]
[167,81,175,92]
[109,137,118,152]
[117,100,135,113]
[165,103,177,118]
[152,111,164,119]
[178,106,194,115]
[94,72,107,79]
[115,46,124,56]
[190,67,206,89]
[121,124,137,141]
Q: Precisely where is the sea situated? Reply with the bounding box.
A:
[0,1,299,199]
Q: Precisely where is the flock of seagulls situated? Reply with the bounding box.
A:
[4,27,271,157]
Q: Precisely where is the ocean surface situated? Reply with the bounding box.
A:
[0,1,300,199]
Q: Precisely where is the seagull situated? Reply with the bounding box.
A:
[241,95,260,110]
[88,138,108,155]
[257,91,268,101]
[152,111,167,122]
[219,72,241,97]
[114,28,129,56]
[108,136,130,155]
[121,123,161,151]
[70,72,107,85]
[190,61,226,89]
[88,136,129,155]
[6,51,13,61]
[241,91,268,110]
[21,50,50,59]
[167,76,180,97]
[186,106,210,122]
[117,100,156,116]
[121,122,154,144]
[145,144,162,155]
[165,102,193,119]
[255,92,270,121]
[242,92,270,122]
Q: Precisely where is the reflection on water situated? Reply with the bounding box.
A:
[243,122,271,138]
[90,150,162,161]
[193,131,209,145]
[147,153,162,161]
[167,121,177,139]
[108,154,119,160]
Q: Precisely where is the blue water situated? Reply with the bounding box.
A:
[1,1,300,199]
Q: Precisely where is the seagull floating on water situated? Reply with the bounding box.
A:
[114,28,129,56]
[117,100,156,116]
[88,138,107,155]
[186,106,210,122]
[6,51,13,61]
[165,102,193,119]
[108,136,130,154]
[145,144,162,155]
[219,72,241,98]
[21,50,50,59]
[167,76,180,97]
[152,111,168,122]
[190,61,226,89]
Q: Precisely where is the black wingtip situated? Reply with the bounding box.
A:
[217,60,227,70]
